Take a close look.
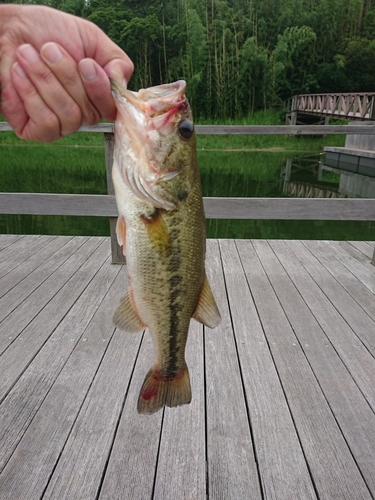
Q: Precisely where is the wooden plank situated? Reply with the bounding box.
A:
[41,268,143,500]
[348,240,375,260]
[152,320,206,499]
[238,239,371,500]
[0,234,63,299]
[273,240,375,413]
[259,239,375,496]
[0,253,120,496]
[0,234,43,269]
[290,240,375,354]
[204,240,262,499]
[307,240,375,297]
[204,197,375,220]
[195,125,375,135]
[0,122,114,133]
[98,333,163,500]
[340,241,375,268]
[0,236,88,332]
[0,237,106,402]
[0,192,118,216]
[3,121,375,134]
[0,234,25,251]
[1,193,375,221]
[0,258,118,499]
[219,239,316,500]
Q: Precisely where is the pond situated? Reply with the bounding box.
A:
[0,141,374,240]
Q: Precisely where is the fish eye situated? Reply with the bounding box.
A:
[178,119,194,140]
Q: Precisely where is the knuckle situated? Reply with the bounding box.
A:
[42,113,60,138]
[82,106,100,126]
[61,103,82,135]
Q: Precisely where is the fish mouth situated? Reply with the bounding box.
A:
[111,80,187,210]
[111,79,186,120]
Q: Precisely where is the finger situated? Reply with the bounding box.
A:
[11,62,61,142]
[79,23,134,86]
[103,57,134,88]
[16,43,82,136]
[40,42,100,126]
[79,59,116,121]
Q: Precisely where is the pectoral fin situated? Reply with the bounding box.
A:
[116,216,126,255]
[193,275,221,328]
[113,290,145,333]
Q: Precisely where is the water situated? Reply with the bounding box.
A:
[0,146,374,240]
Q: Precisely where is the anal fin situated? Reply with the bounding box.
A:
[193,275,221,328]
[113,290,145,333]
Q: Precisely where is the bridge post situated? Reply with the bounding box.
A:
[290,111,297,125]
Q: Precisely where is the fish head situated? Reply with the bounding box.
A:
[111,79,197,210]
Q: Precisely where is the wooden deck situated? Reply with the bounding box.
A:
[1,234,375,499]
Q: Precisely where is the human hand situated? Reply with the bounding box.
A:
[0,4,133,141]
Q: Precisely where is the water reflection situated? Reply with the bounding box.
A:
[281,153,375,199]
[1,147,374,240]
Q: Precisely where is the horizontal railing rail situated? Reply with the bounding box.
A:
[1,192,375,220]
[2,121,375,135]
[1,122,374,264]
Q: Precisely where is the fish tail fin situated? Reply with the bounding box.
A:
[137,365,191,415]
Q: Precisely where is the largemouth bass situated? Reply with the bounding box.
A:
[111,79,221,415]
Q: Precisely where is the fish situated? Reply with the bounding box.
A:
[110,79,221,415]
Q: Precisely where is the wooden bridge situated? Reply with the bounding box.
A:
[1,123,375,499]
[285,92,375,125]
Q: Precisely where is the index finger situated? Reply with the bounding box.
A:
[77,20,134,84]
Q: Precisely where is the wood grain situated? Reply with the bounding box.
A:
[204,240,262,500]
[275,240,375,412]
[98,333,163,500]
[219,239,316,500]
[1,193,375,220]
[153,320,206,500]
[1,235,375,498]
[256,239,375,496]
[42,267,143,500]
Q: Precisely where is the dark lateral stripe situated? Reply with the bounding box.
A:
[167,279,182,375]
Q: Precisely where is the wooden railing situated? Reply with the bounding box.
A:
[1,122,375,264]
[285,93,375,122]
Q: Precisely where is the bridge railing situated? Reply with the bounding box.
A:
[285,92,375,121]
[1,122,375,264]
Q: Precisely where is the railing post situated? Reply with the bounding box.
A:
[104,131,126,264]
[372,245,375,266]
[370,95,375,120]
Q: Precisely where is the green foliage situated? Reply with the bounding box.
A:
[8,0,375,119]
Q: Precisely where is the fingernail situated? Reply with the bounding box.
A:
[19,44,39,63]
[42,43,63,63]
[79,59,97,81]
[13,62,26,78]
